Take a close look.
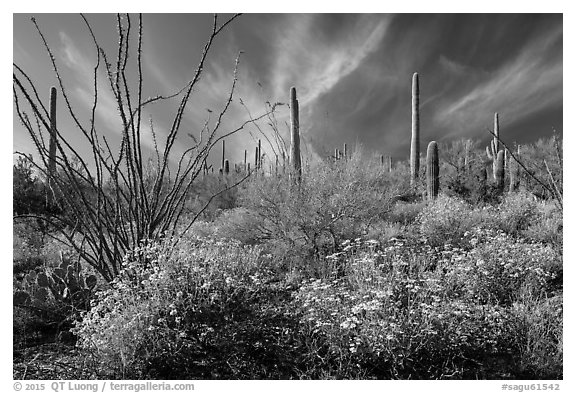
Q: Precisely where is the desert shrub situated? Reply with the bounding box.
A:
[443,228,561,305]
[492,192,540,235]
[386,201,426,225]
[232,152,400,267]
[365,220,405,244]
[417,195,476,246]
[510,295,563,379]
[72,237,304,378]
[293,238,512,378]
[520,203,562,250]
[293,232,562,379]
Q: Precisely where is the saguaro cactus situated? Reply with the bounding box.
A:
[509,145,520,192]
[244,149,247,173]
[253,145,259,176]
[343,143,348,161]
[464,139,471,173]
[220,139,226,175]
[486,112,501,179]
[290,86,302,183]
[224,159,230,175]
[410,73,420,186]
[258,139,262,169]
[388,156,393,173]
[495,150,505,191]
[426,141,439,200]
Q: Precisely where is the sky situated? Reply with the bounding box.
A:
[13,13,563,169]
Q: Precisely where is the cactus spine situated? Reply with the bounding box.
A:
[290,87,302,183]
[410,73,420,186]
[426,141,439,200]
[495,150,505,191]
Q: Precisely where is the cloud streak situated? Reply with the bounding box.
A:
[271,15,393,107]
[434,25,562,138]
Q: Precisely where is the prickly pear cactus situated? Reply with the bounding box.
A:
[13,253,98,311]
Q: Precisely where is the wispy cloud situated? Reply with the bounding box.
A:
[435,25,562,138]
[58,31,163,153]
[270,15,393,107]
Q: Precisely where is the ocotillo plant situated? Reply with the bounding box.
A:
[290,86,302,183]
[48,86,57,181]
[426,141,439,200]
[410,72,420,186]
[495,150,505,191]
[486,112,501,179]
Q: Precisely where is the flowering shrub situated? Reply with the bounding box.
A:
[493,192,539,235]
[443,228,561,304]
[72,237,277,378]
[293,230,562,378]
[417,195,476,246]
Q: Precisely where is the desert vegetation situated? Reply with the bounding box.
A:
[13,14,562,380]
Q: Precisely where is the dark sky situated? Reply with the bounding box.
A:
[13,13,562,167]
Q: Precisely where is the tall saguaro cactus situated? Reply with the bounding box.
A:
[509,144,520,193]
[486,112,501,179]
[410,73,420,186]
[254,145,259,175]
[221,139,226,173]
[258,139,262,170]
[290,86,302,183]
[244,149,247,173]
[426,141,439,200]
[48,86,57,181]
[495,150,505,191]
